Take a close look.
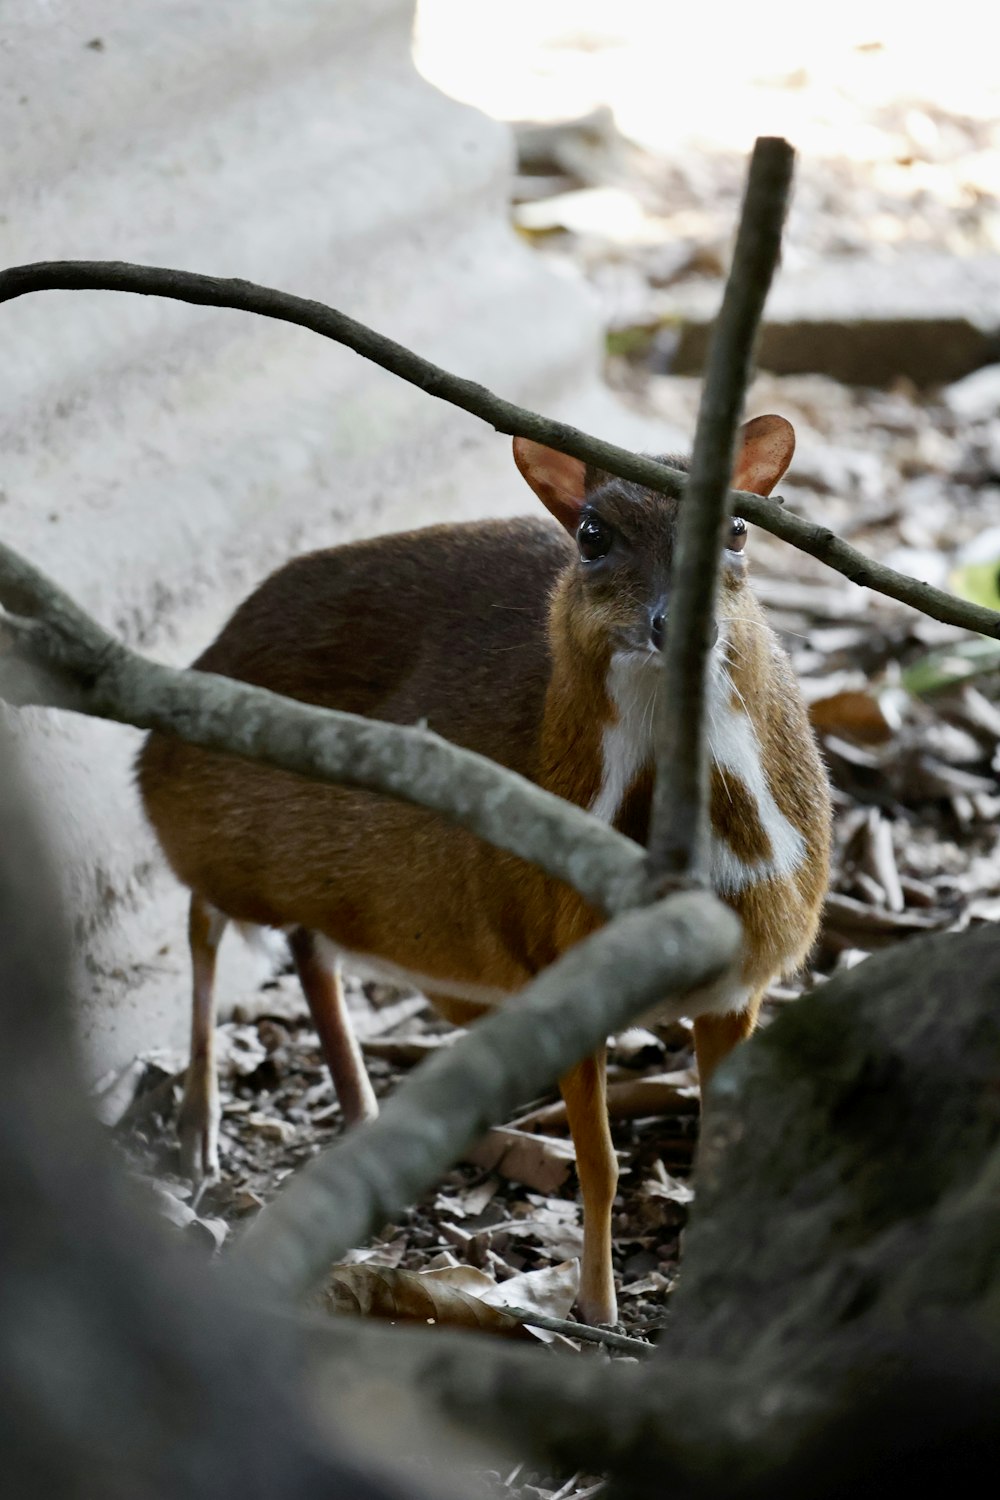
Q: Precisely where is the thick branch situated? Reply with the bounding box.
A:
[297,1312,814,1488]
[648,137,794,883]
[4,258,996,639]
[0,542,645,918]
[231,889,742,1297]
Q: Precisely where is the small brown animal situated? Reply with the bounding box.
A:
[137,415,830,1324]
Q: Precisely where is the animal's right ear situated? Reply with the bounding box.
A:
[512,438,587,535]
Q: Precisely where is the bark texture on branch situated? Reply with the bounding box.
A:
[2,258,997,638]
[648,136,794,884]
[300,930,1000,1498]
[0,725,417,1500]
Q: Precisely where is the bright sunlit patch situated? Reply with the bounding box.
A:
[415,0,1000,232]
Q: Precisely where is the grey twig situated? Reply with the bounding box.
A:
[288,1302,650,1356]
[647,136,794,883]
[501,1307,651,1355]
[2,258,996,639]
[0,541,645,918]
[230,890,741,1298]
[734,491,1000,634]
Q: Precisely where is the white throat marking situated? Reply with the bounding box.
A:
[588,648,806,894]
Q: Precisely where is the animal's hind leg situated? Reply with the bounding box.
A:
[693,997,762,1095]
[178,894,228,1182]
[289,930,378,1126]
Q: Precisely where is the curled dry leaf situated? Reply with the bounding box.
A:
[423,1259,581,1340]
[323,1265,536,1340]
[822,891,950,952]
[477,1260,580,1323]
[642,1167,694,1206]
[463,1125,576,1193]
[215,1023,268,1079]
[360,1032,460,1066]
[515,1070,699,1129]
[146,1181,229,1249]
[809,689,895,745]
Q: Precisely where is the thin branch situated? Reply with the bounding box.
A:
[287,1302,650,1356]
[0,541,646,918]
[647,137,794,884]
[230,889,741,1298]
[502,1307,651,1355]
[0,257,688,498]
[733,490,1000,635]
[3,262,994,641]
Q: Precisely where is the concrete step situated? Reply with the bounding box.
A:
[665,254,1000,388]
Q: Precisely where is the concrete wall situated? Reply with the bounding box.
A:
[0,0,662,1073]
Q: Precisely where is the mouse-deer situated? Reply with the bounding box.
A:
[137,414,831,1324]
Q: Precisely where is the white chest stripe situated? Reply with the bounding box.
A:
[589,650,806,894]
[589,654,660,823]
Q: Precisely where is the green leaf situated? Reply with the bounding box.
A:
[902,636,1000,697]
[950,560,1000,613]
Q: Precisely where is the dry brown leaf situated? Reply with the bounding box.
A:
[480,1260,580,1322]
[463,1126,576,1192]
[353,994,429,1041]
[421,1264,497,1294]
[809,689,894,745]
[323,1265,534,1339]
[339,1234,409,1269]
[361,1032,460,1065]
[642,1169,694,1206]
[822,891,949,950]
[503,1196,585,1261]
[515,1070,699,1129]
[420,1261,580,1345]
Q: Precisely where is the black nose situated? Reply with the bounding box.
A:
[650,610,666,651]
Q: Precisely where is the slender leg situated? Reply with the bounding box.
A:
[289,930,378,1126]
[559,1047,619,1326]
[693,1003,760,1094]
[178,894,228,1182]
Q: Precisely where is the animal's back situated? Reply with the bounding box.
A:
[137,516,572,989]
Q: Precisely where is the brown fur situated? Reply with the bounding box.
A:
[137,417,831,1323]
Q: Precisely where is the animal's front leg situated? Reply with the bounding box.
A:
[559,1047,619,1326]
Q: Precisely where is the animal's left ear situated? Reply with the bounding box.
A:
[731,415,795,497]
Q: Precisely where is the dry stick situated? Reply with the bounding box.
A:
[0,542,645,919]
[1,259,997,640]
[500,1307,650,1356]
[230,890,741,1298]
[648,137,794,884]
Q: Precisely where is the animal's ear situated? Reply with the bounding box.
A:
[513,438,587,534]
[731,415,795,496]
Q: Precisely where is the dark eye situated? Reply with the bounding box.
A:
[727,517,748,553]
[577,514,613,562]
